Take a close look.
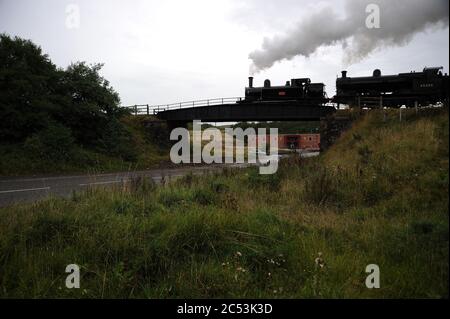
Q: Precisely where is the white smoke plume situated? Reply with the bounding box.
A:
[249,0,449,73]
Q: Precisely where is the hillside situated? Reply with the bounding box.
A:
[0,108,448,298]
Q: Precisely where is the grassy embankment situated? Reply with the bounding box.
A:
[0,116,169,176]
[0,108,448,298]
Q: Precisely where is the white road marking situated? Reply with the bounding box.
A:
[78,175,186,186]
[0,164,250,184]
[79,180,128,186]
[0,187,50,194]
[152,174,184,179]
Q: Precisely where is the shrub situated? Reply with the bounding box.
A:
[24,123,74,160]
[98,119,138,161]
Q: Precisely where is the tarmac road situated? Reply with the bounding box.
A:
[0,164,250,208]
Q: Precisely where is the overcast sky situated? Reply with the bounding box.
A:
[1,0,449,106]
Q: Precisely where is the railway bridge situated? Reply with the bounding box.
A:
[122,97,336,128]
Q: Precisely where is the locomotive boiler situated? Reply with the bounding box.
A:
[334,67,449,107]
[241,76,327,103]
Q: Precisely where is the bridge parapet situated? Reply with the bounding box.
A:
[122,97,244,115]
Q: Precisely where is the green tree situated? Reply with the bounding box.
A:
[57,61,124,145]
[0,34,59,142]
[0,34,132,154]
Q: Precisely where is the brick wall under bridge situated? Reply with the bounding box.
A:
[248,134,321,151]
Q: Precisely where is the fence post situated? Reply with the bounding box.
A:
[379,96,383,108]
[147,104,149,115]
[415,101,418,115]
[399,107,402,122]
[134,105,137,115]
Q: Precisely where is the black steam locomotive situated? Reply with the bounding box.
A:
[240,76,327,103]
[334,67,449,107]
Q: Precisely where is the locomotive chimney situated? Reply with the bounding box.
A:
[248,76,254,88]
[341,71,347,78]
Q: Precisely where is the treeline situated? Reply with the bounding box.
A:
[0,34,136,162]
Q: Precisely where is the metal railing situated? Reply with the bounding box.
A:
[122,97,244,115]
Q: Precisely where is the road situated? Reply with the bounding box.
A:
[0,151,319,208]
[0,164,250,208]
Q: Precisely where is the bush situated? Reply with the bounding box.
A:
[98,119,138,161]
[24,123,74,160]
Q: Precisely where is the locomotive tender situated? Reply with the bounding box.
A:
[334,67,449,107]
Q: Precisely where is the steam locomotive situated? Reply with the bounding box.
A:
[239,66,448,108]
[240,76,327,103]
[334,67,449,107]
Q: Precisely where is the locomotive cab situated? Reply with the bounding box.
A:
[243,76,326,102]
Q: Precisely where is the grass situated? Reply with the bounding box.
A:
[0,108,448,298]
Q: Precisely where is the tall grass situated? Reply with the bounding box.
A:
[0,108,448,298]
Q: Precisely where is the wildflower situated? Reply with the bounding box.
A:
[236,267,246,273]
[314,252,325,269]
[235,251,242,257]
